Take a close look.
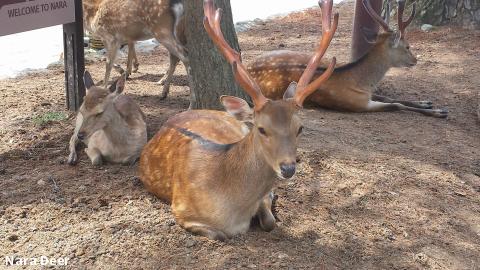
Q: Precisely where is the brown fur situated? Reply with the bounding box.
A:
[83,0,187,98]
[138,0,336,241]
[248,5,448,118]
[68,73,147,166]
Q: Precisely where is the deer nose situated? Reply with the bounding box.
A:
[280,162,296,179]
[77,132,86,140]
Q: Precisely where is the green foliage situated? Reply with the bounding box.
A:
[32,112,67,126]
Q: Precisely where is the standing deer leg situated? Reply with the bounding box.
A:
[372,94,433,109]
[256,191,276,232]
[132,45,139,73]
[125,42,137,78]
[366,100,448,118]
[158,53,180,100]
[103,40,120,87]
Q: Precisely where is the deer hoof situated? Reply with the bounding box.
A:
[160,88,170,100]
[133,63,139,73]
[433,109,448,118]
[418,101,433,109]
[67,152,78,166]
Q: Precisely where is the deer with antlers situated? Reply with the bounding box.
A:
[248,0,448,118]
[139,0,337,240]
[83,0,187,99]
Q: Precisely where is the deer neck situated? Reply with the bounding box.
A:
[101,109,131,146]
[220,131,276,199]
[349,42,392,88]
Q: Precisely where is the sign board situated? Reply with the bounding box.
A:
[0,0,75,36]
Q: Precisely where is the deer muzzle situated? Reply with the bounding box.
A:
[280,162,296,179]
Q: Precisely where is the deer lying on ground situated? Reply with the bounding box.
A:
[139,0,337,240]
[82,0,187,99]
[67,71,147,166]
[248,0,448,118]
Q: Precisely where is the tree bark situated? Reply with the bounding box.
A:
[185,0,251,110]
[415,0,480,29]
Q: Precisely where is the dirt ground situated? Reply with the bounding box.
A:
[1,1,479,269]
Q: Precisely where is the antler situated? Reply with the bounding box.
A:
[203,0,267,110]
[363,0,391,32]
[294,0,338,107]
[397,0,416,39]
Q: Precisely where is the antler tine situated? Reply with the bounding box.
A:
[363,0,391,32]
[397,0,416,38]
[294,0,338,107]
[203,0,267,110]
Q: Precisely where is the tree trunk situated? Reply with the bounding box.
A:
[185,0,251,110]
[415,0,480,29]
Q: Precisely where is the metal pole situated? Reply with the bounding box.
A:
[351,0,382,61]
[63,0,85,111]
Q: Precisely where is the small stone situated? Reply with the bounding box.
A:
[37,179,46,186]
[247,264,257,269]
[296,34,302,38]
[8,235,19,242]
[421,24,434,32]
[277,253,288,259]
[185,239,197,248]
[98,199,109,207]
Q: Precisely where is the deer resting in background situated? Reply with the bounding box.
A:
[248,0,448,118]
[139,0,337,241]
[83,0,187,99]
[67,71,147,166]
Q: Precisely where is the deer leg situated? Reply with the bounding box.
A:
[125,42,137,78]
[85,147,103,166]
[372,94,433,109]
[366,100,448,118]
[256,191,276,232]
[158,53,180,100]
[132,45,139,73]
[103,40,120,87]
[67,114,84,165]
[184,223,228,241]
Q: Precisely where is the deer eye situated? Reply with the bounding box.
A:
[297,126,304,136]
[258,127,267,136]
[406,45,410,50]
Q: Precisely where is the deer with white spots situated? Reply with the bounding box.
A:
[138,0,337,240]
[83,0,187,99]
[248,0,448,118]
[67,71,147,166]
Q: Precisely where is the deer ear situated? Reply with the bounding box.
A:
[361,27,378,44]
[109,74,126,94]
[84,70,95,90]
[283,81,298,100]
[220,95,253,122]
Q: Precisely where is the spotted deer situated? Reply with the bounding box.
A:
[82,0,187,99]
[139,0,337,240]
[67,71,147,166]
[248,0,448,118]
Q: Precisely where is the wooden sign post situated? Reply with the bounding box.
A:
[0,0,85,111]
[63,0,85,111]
